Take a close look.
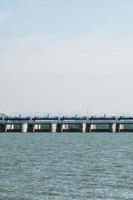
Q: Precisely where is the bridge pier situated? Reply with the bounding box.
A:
[5,124,14,132]
[51,123,57,133]
[109,123,116,133]
[33,124,41,132]
[61,124,69,132]
[21,123,28,133]
[116,124,124,132]
[90,124,96,132]
[81,123,86,133]
[110,123,124,132]
[85,124,96,132]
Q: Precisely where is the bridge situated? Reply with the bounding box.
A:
[1,115,133,133]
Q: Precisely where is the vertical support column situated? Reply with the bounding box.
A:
[51,123,57,133]
[119,124,124,132]
[61,124,69,132]
[11,124,14,130]
[21,123,28,133]
[61,124,65,132]
[33,124,39,132]
[90,124,96,132]
[38,124,41,130]
[110,123,124,133]
[110,123,116,133]
[5,124,9,132]
[86,124,95,132]
[81,123,86,133]
[5,124,13,132]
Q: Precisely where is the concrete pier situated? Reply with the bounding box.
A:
[116,124,124,132]
[5,124,14,132]
[51,123,57,133]
[90,124,96,132]
[33,124,41,132]
[21,123,28,133]
[81,123,86,133]
[61,124,69,132]
[110,123,116,133]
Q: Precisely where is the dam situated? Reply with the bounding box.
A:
[1,115,133,133]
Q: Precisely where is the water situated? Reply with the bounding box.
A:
[0,133,133,200]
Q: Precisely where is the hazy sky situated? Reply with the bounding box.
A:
[1,0,133,116]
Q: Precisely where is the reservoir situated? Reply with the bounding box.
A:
[0,132,133,199]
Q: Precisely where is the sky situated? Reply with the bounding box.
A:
[0,0,133,116]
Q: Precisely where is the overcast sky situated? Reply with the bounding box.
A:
[0,0,133,116]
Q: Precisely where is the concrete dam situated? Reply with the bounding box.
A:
[1,116,133,133]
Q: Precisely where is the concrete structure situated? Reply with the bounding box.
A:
[109,123,116,133]
[51,123,57,133]
[33,124,41,132]
[81,123,86,133]
[5,124,14,132]
[61,124,69,132]
[21,123,28,133]
[90,124,96,132]
[0,116,133,133]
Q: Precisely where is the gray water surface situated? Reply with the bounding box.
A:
[0,133,133,200]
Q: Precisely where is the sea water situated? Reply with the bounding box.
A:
[0,132,133,200]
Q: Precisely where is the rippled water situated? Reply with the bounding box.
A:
[0,133,133,200]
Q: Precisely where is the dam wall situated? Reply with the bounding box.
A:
[1,116,133,133]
